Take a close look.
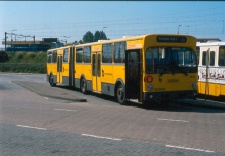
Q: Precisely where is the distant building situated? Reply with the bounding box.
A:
[2,38,64,52]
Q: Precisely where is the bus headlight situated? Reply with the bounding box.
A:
[148,84,154,91]
[192,82,197,89]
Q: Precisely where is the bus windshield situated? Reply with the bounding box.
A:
[146,47,197,75]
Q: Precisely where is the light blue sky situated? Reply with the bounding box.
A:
[1,1,225,46]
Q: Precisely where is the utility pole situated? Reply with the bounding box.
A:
[205,48,210,101]
[5,32,7,52]
[177,25,182,34]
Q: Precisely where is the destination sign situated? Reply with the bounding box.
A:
[157,36,187,43]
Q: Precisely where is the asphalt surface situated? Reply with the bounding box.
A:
[14,81,225,110]
[13,81,87,102]
[1,75,224,155]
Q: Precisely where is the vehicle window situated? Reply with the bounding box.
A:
[219,46,225,66]
[84,46,91,63]
[114,42,125,63]
[47,52,52,63]
[202,51,215,66]
[63,48,69,62]
[146,47,196,74]
[76,48,83,63]
[202,51,207,66]
[52,50,57,63]
[102,43,112,63]
[210,51,215,66]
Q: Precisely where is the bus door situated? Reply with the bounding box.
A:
[92,52,101,93]
[69,47,75,86]
[57,55,63,84]
[125,50,141,100]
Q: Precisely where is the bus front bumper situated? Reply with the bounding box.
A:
[143,90,197,104]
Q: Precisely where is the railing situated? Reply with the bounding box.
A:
[0,63,46,74]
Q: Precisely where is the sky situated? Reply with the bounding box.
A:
[0,1,225,47]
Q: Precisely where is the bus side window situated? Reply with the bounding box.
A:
[52,50,57,63]
[47,52,52,63]
[114,42,125,63]
[219,59,225,66]
[102,43,112,63]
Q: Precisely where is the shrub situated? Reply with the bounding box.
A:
[15,52,25,62]
[0,51,9,62]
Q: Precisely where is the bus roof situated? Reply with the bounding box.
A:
[76,34,195,47]
[47,34,196,50]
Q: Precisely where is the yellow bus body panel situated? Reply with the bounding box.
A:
[221,85,225,96]
[112,65,125,83]
[75,64,92,83]
[143,73,197,92]
[198,82,225,96]
[101,64,113,84]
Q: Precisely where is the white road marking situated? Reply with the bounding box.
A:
[54,109,77,112]
[16,125,47,130]
[166,145,215,153]
[82,134,122,141]
[156,118,189,123]
[43,97,49,100]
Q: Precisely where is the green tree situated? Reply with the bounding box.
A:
[93,31,101,42]
[83,31,94,43]
[82,30,109,43]
[93,31,107,41]
[79,40,83,44]
[99,31,107,40]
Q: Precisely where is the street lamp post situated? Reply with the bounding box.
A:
[101,27,107,39]
[177,25,190,34]
[177,25,182,34]
[63,36,70,44]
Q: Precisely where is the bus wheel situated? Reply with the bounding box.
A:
[49,75,56,87]
[80,78,87,94]
[116,84,125,104]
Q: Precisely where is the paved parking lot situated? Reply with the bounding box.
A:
[1,74,225,155]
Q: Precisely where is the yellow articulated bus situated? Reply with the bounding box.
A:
[47,34,198,104]
[196,41,225,97]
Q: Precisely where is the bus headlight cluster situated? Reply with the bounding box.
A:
[192,82,197,89]
[148,84,154,91]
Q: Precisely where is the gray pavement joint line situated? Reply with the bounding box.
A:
[54,109,77,112]
[16,125,47,130]
[166,145,215,153]
[156,118,189,123]
[82,134,122,141]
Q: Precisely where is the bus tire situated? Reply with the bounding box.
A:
[116,83,125,104]
[80,78,87,94]
[49,74,56,87]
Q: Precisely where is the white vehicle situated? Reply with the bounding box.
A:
[197,41,225,97]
